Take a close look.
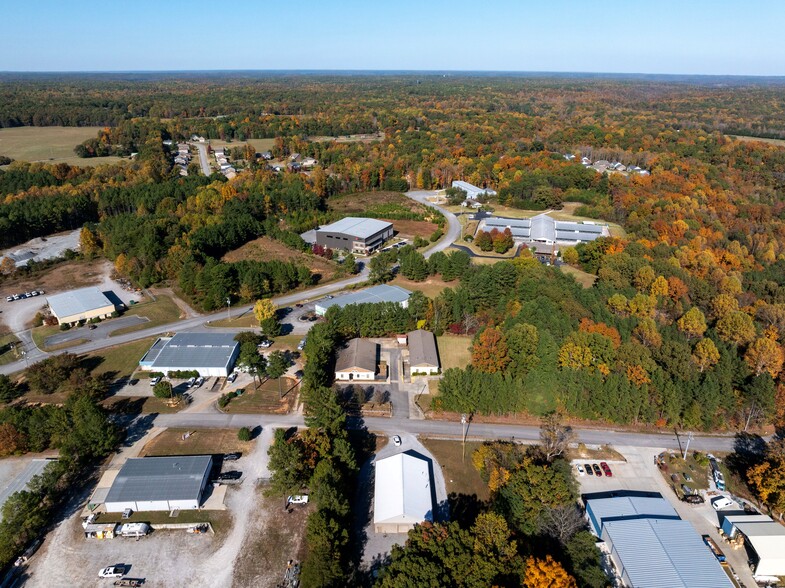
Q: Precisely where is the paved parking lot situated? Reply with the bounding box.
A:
[576,446,758,588]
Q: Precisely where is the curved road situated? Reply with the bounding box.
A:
[3,190,744,452]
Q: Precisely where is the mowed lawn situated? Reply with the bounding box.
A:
[204,138,276,153]
[0,333,22,365]
[84,336,158,380]
[559,264,597,288]
[0,126,125,166]
[420,438,490,502]
[141,428,256,456]
[109,295,183,336]
[436,335,472,370]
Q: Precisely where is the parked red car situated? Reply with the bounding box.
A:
[600,462,613,477]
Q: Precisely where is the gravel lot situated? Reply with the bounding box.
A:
[24,426,275,587]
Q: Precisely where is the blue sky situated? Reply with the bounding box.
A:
[2,0,783,75]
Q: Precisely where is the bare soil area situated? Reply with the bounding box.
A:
[223,236,338,282]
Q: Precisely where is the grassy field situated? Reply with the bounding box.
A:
[141,428,256,456]
[436,335,472,371]
[420,438,490,502]
[223,377,298,414]
[83,336,157,381]
[328,191,440,238]
[559,264,597,288]
[390,275,452,298]
[730,134,785,147]
[223,236,338,282]
[94,509,232,535]
[0,333,22,365]
[0,126,125,166]
[101,395,183,415]
[109,295,182,336]
[208,309,258,328]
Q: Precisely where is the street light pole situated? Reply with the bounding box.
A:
[682,431,694,460]
[226,297,231,321]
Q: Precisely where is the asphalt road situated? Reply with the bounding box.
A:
[152,412,745,452]
[193,142,211,176]
[404,190,461,258]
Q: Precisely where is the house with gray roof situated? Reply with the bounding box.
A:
[104,455,213,513]
[139,332,240,377]
[47,286,116,326]
[315,217,393,254]
[335,338,378,381]
[407,329,440,375]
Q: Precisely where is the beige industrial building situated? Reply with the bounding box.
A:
[335,338,377,381]
[407,329,440,375]
[46,286,116,326]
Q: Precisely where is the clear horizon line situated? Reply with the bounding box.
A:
[1,68,784,79]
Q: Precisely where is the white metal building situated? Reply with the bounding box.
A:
[315,284,411,316]
[47,286,116,325]
[138,332,240,377]
[104,455,213,513]
[733,520,785,577]
[451,180,497,200]
[374,453,433,533]
[584,493,732,588]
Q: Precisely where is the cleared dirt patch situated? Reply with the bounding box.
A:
[390,275,453,298]
[233,492,309,587]
[390,219,438,238]
[329,190,429,216]
[0,258,111,300]
[223,236,338,282]
[223,377,298,414]
[730,134,785,147]
[140,428,255,457]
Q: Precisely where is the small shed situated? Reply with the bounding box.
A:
[83,523,118,540]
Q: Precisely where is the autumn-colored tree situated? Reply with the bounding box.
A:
[692,338,720,372]
[79,226,101,257]
[633,265,656,292]
[253,298,277,325]
[677,307,707,339]
[607,293,628,316]
[747,453,785,512]
[0,257,15,275]
[561,246,578,265]
[471,327,511,373]
[650,275,669,298]
[716,311,756,346]
[523,555,577,588]
[558,340,592,370]
[0,423,27,456]
[579,318,621,349]
[475,231,493,252]
[633,318,662,348]
[667,276,689,302]
[710,293,740,320]
[745,330,785,378]
[628,294,656,318]
[114,252,130,276]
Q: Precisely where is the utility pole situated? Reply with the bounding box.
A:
[461,413,468,462]
[682,431,694,460]
[226,297,231,321]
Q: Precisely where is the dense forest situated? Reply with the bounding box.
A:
[1,74,785,429]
